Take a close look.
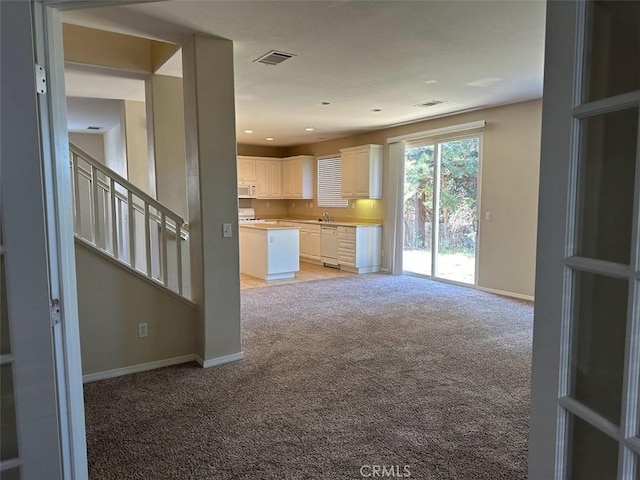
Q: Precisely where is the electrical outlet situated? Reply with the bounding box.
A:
[485,211,491,220]
[138,322,148,338]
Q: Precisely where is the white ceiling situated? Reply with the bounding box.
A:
[62,0,546,147]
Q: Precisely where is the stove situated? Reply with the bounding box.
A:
[238,208,267,224]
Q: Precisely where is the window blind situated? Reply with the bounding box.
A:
[317,157,348,207]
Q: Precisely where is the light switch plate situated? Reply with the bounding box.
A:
[222,223,232,237]
[138,323,148,338]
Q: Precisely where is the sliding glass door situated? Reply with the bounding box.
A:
[403,136,480,284]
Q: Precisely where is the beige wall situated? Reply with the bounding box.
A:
[287,99,542,297]
[124,100,151,194]
[183,35,242,362]
[103,104,127,177]
[238,143,288,158]
[62,23,179,74]
[75,241,195,375]
[251,199,290,218]
[147,75,188,217]
[68,132,105,163]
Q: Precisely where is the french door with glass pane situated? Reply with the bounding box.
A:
[529,1,640,478]
[403,136,480,285]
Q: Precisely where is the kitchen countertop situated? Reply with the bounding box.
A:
[271,219,382,227]
[239,223,301,231]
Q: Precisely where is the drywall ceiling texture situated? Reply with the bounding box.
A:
[62,1,546,146]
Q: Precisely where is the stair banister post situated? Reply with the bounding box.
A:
[110,178,118,259]
[144,201,152,277]
[72,152,81,235]
[127,191,135,269]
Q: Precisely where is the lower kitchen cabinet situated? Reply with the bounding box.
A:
[298,224,321,260]
[282,221,381,273]
[337,225,381,274]
[309,228,321,261]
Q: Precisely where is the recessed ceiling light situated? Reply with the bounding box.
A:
[422,79,438,84]
[371,108,382,113]
[305,127,314,131]
[319,101,331,106]
[244,129,254,134]
[266,137,274,141]
[466,77,504,87]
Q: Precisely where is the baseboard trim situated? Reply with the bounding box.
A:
[195,351,245,368]
[82,354,197,383]
[478,287,534,302]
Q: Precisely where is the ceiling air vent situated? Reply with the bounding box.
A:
[86,126,102,130]
[254,50,296,66]
[414,100,445,108]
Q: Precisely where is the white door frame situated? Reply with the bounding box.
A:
[1,2,64,478]
[27,1,161,478]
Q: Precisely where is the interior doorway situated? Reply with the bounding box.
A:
[402,135,480,285]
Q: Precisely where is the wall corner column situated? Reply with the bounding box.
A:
[182,34,242,366]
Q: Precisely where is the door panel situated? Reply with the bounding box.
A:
[530,1,640,478]
[403,139,478,285]
[571,272,627,425]
[569,414,619,479]
[403,145,435,276]
[577,108,639,265]
[435,138,479,284]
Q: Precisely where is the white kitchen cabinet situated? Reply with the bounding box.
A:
[239,224,300,280]
[309,228,321,261]
[237,156,258,183]
[299,228,310,257]
[283,221,322,262]
[340,144,383,199]
[282,156,314,199]
[337,225,381,273]
[256,160,282,198]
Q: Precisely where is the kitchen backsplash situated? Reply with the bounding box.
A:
[250,198,383,224]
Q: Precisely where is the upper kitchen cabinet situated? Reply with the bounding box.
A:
[237,156,258,183]
[282,156,314,199]
[340,144,383,199]
[255,159,282,198]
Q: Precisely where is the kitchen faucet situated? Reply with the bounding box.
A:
[322,211,330,222]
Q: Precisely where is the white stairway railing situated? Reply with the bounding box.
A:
[69,143,191,299]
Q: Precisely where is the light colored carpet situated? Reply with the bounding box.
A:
[84,274,533,479]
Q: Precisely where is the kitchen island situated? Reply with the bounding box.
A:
[239,223,300,280]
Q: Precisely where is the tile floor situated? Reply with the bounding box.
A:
[240,261,354,289]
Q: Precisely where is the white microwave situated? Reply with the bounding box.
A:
[238,183,257,198]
